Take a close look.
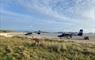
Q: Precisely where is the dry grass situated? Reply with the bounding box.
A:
[0,36,95,60]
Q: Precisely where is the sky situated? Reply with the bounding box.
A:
[0,0,95,32]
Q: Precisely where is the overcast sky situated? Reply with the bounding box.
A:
[0,0,95,32]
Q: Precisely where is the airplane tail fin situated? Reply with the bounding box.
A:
[78,29,83,36]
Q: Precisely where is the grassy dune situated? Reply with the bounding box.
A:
[0,36,95,60]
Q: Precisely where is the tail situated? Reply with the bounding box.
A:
[78,29,83,36]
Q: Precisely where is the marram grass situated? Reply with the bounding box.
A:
[0,36,95,60]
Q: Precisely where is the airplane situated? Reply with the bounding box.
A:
[24,30,41,36]
[37,30,41,35]
[24,32,32,35]
[57,29,86,39]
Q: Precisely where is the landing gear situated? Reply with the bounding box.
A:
[84,36,89,40]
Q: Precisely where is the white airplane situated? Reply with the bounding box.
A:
[58,29,89,40]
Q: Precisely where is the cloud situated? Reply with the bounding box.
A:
[0,9,33,18]
[0,0,95,32]
[82,8,95,20]
[16,0,95,21]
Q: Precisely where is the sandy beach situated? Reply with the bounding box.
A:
[0,32,95,44]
